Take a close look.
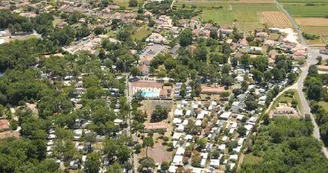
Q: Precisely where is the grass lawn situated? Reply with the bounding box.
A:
[243,154,262,165]
[197,3,279,30]
[319,101,328,112]
[132,25,152,41]
[114,0,145,8]
[272,89,302,113]
[282,3,328,18]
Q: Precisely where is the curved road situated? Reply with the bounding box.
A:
[274,0,328,157]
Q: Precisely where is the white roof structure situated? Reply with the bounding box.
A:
[222,136,229,142]
[174,109,183,117]
[176,147,185,155]
[218,144,226,152]
[220,112,232,119]
[229,154,238,161]
[210,159,220,168]
[176,124,184,132]
[233,146,242,153]
[185,134,193,141]
[172,155,183,165]
[197,113,205,120]
[229,128,235,134]
[200,159,206,168]
[236,114,244,121]
[173,118,182,124]
[231,122,238,128]
[186,110,191,116]
[172,132,183,140]
[195,120,202,126]
[169,165,177,173]
[238,138,245,146]
[245,124,253,131]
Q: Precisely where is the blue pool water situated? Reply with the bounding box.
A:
[141,91,160,98]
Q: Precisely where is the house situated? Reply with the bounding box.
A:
[229,154,238,161]
[144,122,169,132]
[256,32,268,39]
[0,120,9,131]
[0,131,20,139]
[249,46,263,54]
[156,15,173,29]
[138,64,149,76]
[210,159,220,168]
[218,144,226,153]
[200,86,226,95]
[239,38,248,47]
[172,155,183,165]
[270,103,299,118]
[232,101,241,113]
[176,147,185,155]
[146,33,166,44]
[264,40,275,47]
[220,28,233,35]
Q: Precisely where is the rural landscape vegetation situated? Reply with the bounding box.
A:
[0,0,328,173]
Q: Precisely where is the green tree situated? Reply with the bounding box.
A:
[237,126,247,136]
[85,152,102,173]
[151,105,168,122]
[129,0,138,7]
[143,136,154,158]
[179,29,193,47]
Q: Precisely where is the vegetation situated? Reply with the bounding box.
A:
[151,105,169,122]
[241,117,328,173]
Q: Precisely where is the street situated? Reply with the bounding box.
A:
[275,0,328,158]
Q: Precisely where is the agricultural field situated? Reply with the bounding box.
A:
[176,1,281,30]
[259,11,291,27]
[278,0,328,3]
[278,0,328,45]
[282,3,328,18]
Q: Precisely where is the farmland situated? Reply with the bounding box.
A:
[175,1,280,30]
[282,3,328,18]
[259,11,292,27]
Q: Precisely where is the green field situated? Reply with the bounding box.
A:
[176,2,279,30]
[283,3,328,17]
[272,89,302,113]
[132,25,152,41]
[243,154,262,165]
[278,0,328,3]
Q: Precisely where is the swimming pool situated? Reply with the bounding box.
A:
[141,91,160,98]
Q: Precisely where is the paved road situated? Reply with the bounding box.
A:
[274,0,328,158]
[124,74,139,173]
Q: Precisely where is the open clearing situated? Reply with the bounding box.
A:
[259,11,292,27]
[296,18,328,27]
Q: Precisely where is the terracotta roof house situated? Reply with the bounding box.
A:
[138,64,149,76]
[0,120,9,131]
[270,104,299,118]
[144,122,168,132]
[201,86,227,94]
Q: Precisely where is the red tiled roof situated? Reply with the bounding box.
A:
[0,120,9,130]
[144,122,168,130]
[132,81,163,88]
